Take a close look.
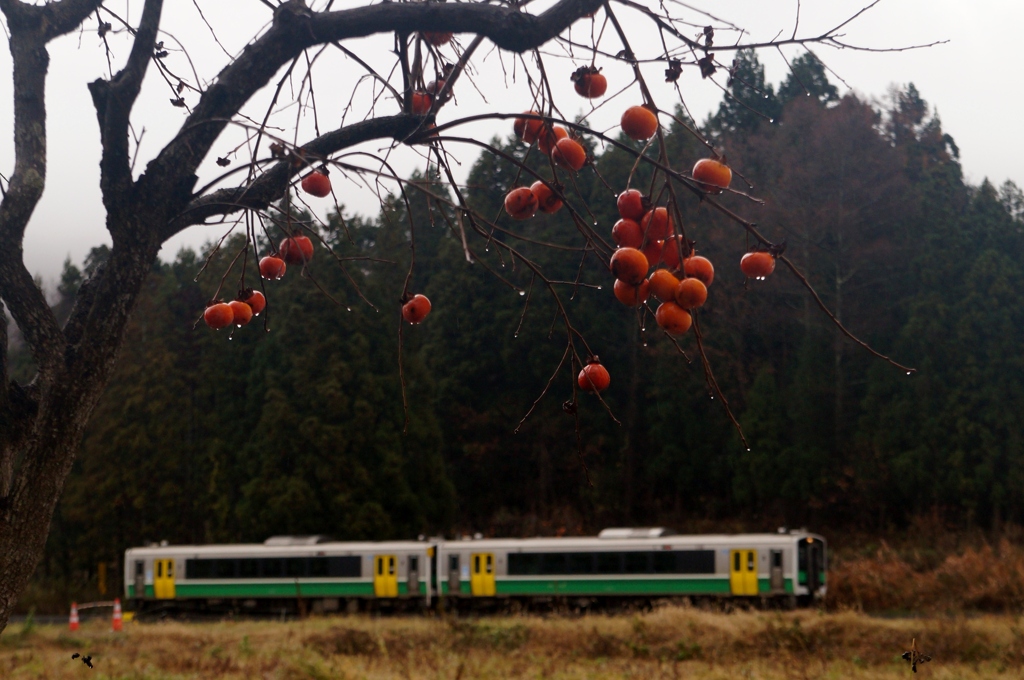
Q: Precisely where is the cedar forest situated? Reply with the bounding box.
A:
[13,51,1024,605]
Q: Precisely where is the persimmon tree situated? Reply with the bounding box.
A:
[0,0,922,631]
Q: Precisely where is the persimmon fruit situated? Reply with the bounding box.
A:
[661,235,686,270]
[573,69,607,98]
[613,278,649,307]
[410,91,432,115]
[648,269,680,302]
[621,105,658,141]
[616,189,645,220]
[531,181,563,213]
[242,290,266,315]
[655,301,692,335]
[610,247,649,285]
[301,171,331,197]
[611,218,643,249]
[504,187,538,220]
[683,255,715,287]
[740,251,775,278]
[228,300,254,327]
[552,138,586,171]
[402,294,432,324]
[578,360,611,392]
[514,111,544,144]
[692,158,732,194]
[675,277,707,309]
[538,125,567,156]
[280,235,314,265]
[259,256,286,280]
[204,302,234,330]
[641,238,662,267]
[640,207,672,240]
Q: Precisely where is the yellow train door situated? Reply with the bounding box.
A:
[374,555,398,597]
[153,558,176,599]
[743,549,759,595]
[470,553,495,596]
[729,549,758,596]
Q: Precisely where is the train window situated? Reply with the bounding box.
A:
[652,551,675,573]
[186,559,209,579]
[541,553,569,574]
[310,558,329,577]
[596,552,623,574]
[239,559,259,578]
[262,559,282,577]
[624,552,651,574]
[135,561,144,577]
[734,552,741,572]
[328,556,361,578]
[449,555,459,572]
[676,551,716,574]
[474,555,480,573]
[797,541,807,584]
[507,553,540,575]
[213,559,235,578]
[568,553,594,574]
[409,556,419,572]
[285,558,306,578]
[772,551,783,569]
[156,562,162,578]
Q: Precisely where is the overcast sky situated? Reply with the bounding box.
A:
[1,0,1020,286]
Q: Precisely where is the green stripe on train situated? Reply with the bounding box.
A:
[496,578,732,595]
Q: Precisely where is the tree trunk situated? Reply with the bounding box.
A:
[0,240,159,633]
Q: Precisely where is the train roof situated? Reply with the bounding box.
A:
[440,533,824,551]
[125,531,823,557]
[125,541,431,557]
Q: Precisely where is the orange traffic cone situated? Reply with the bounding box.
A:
[112,598,123,632]
[69,602,79,632]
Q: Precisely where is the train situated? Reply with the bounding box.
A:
[123,528,826,614]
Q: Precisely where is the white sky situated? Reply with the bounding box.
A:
[1,0,1020,285]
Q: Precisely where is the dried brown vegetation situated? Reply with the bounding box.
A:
[828,538,1024,613]
[3,607,1024,678]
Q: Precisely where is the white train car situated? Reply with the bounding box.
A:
[124,535,433,614]
[437,528,825,604]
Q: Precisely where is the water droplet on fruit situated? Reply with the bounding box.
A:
[514,332,519,338]
[906,371,912,376]
[769,118,775,123]
[519,290,526,296]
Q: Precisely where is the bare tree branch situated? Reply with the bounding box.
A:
[87,0,164,237]
[142,0,604,215]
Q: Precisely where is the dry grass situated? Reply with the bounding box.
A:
[3,605,1024,678]
[828,539,1024,613]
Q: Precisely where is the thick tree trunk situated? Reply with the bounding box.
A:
[0,240,159,633]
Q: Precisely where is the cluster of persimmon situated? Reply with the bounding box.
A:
[504,68,669,221]
[202,235,313,330]
[608,156,778,337]
[203,289,267,330]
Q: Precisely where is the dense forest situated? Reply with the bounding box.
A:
[14,52,1024,604]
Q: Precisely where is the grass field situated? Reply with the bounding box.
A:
[3,605,1023,679]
